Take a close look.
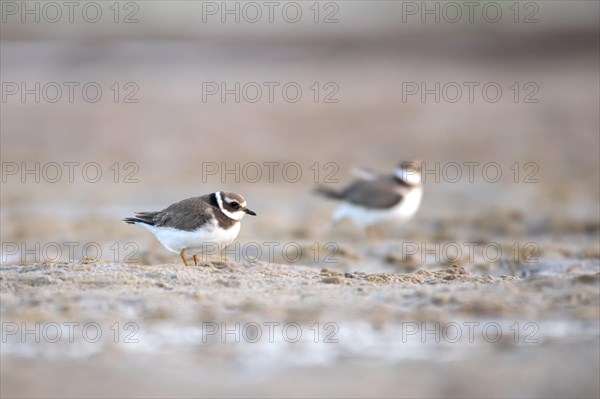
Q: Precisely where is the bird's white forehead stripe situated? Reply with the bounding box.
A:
[223,195,246,206]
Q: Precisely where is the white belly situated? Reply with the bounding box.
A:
[333,188,422,228]
[141,221,241,254]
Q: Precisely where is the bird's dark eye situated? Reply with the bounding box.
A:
[230,202,240,209]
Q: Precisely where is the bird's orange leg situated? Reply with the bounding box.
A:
[366,226,376,241]
[193,255,199,266]
[179,250,189,267]
[374,226,387,240]
[366,225,386,241]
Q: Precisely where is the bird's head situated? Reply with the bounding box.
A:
[215,191,257,220]
[394,160,422,186]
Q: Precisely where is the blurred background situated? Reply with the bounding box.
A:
[1,1,599,398]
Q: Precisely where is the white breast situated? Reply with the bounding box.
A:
[396,187,423,219]
[141,220,241,254]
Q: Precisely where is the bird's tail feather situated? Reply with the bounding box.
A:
[314,186,343,200]
[122,217,152,225]
[123,211,158,226]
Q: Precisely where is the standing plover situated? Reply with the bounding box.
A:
[315,161,423,239]
[123,192,256,266]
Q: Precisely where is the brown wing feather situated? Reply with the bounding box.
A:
[341,178,403,209]
[139,196,215,231]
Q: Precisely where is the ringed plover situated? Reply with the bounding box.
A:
[124,191,256,266]
[315,161,423,239]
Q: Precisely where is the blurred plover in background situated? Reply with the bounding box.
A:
[316,161,423,239]
[124,192,256,266]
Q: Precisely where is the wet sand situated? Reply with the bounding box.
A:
[1,244,599,397]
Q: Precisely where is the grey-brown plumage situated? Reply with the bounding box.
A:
[316,177,405,209]
[124,194,235,230]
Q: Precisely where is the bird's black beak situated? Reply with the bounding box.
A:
[244,208,257,216]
